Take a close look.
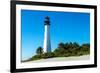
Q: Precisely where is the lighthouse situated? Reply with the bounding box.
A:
[43,16,51,53]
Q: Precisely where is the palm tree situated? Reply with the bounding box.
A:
[58,42,65,49]
[73,42,80,48]
[36,47,43,55]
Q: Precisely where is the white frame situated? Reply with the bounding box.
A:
[16,4,94,69]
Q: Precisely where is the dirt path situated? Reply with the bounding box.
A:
[25,55,90,63]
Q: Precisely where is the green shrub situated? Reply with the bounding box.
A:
[30,55,42,60]
[42,52,55,59]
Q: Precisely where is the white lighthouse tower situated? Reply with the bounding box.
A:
[43,16,51,53]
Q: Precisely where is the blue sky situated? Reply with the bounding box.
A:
[21,9,90,60]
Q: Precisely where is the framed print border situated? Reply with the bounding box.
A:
[10,1,97,73]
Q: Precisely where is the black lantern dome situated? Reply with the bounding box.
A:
[44,16,50,25]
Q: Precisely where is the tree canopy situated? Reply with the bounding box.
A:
[36,47,43,55]
[27,42,90,61]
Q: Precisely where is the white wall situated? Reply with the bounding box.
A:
[0,0,99,73]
